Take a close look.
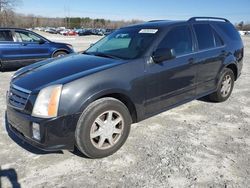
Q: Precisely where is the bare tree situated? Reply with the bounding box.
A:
[0,0,21,27]
[0,0,21,11]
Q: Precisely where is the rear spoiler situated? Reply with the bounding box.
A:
[188,17,230,23]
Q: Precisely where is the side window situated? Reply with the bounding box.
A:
[15,31,41,43]
[193,24,215,50]
[213,29,224,47]
[216,22,241,41]
[0,31,13,42]
[157,25,193,56]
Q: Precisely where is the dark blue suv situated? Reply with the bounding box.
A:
[0,28,74,70]
[6,17,244,158]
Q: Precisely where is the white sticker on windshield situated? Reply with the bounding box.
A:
[139,29,158,34]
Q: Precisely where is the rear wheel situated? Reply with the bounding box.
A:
[0,61,4,72]
[75,97,132,158]
[208,68,235,102]
[53,51,67,58]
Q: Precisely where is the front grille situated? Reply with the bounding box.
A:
[8,84,30,110]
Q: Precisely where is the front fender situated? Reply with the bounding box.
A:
[58,75,134,116]
[58,58,145,119]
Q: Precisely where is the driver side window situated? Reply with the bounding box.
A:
[15,31,41,43]
[158,25,193,56]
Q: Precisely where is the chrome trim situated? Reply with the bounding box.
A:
[176,45,226,58]
[11,84,31,94]
[7,84,31,110]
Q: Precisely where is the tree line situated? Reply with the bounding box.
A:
[0,0,142,29]
[1,10,143,29]
[1,0,249,30]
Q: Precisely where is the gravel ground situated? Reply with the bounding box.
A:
[0,33,249,188]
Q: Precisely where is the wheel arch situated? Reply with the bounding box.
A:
[97,93,138,123]
[78,90,138,124]
[225,63,238,81]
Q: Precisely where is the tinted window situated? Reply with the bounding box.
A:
[216,22,241,41]
[194,24,215,50]
[158,25,193,56]
[213,29,224,47]
[0,31,13,42]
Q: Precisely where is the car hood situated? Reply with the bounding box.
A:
[12,54,126,92]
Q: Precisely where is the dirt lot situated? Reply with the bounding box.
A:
[0,33,249,188]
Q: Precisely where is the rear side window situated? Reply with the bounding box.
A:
[194,24,224,50]
[213,30,224,47]
[157,25,193,56]
[216,22,241,41]
[0,31,13,42]
[193,24,215,50]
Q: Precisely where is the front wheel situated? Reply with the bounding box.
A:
[75,97,132,158]
[53,51,67,58]
[208,68,235,102]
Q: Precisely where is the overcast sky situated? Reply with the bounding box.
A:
[16,0,250,23]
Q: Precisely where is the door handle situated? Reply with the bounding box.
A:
[21,43,27,46]
[188,58,195,65]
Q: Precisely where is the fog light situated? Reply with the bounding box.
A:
[32,123,41,140]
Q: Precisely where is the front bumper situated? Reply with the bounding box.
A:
[6,106,80,151]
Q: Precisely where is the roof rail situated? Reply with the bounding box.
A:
[188,17,229,22]
[148,20,165,22]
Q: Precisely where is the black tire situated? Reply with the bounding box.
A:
[0,61,4,72]
[75,97,132,158]
[53,51,67,58]
[208,68,235,102]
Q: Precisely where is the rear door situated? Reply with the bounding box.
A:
[0,30,21,62]
[144,24,198,115]
[14,30,51,63]
[192,23,225,95]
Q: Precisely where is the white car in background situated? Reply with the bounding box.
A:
[60,29,70,35]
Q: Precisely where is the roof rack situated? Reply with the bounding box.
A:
[188,17,229,22]
[148,20,165,22]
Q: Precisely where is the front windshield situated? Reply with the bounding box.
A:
[85,28,159,60]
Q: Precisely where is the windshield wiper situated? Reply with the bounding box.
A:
[83,51,123,60]
[89,52,123,60]
[82,51,92,55]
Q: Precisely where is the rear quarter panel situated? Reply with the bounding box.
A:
[211,22,244,79]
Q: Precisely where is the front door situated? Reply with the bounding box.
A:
[144,25,197,115]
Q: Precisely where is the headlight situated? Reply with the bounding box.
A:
[32,85,62,118]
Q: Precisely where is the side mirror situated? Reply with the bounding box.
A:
[152,48,176,63]
[90,43,94,47]
[38,39,46,44]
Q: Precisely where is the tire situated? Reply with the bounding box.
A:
[75,97,132,158]
[53,51,67,58]
[0,61,4,72]
[208,68,235,102]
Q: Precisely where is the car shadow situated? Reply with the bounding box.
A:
[197,96,217,103]
[1,67,19,72]
[0,167,21,188]
[4,111,63,155]
[70,146,90,159]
